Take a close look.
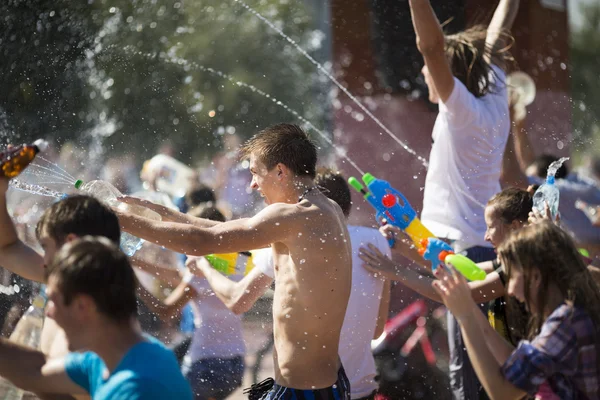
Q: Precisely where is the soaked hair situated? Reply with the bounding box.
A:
[487,188,532,225]
[239,123,317,179]
[444,25,515,98]
[499,221,600,339]
[315,167,352,217]
[46,236,137,323]
[36,195,120,246]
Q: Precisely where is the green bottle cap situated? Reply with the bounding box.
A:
[74,180,83,189]
[579,248,590,258]
[362,173,375,186]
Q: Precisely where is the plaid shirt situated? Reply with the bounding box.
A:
[502,304,599,400]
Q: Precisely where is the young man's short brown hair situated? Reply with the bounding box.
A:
[36,195,121,246]
[239,123,317,179]
[47,236,137,323]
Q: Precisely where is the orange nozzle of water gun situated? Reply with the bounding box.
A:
[438,250,454,262]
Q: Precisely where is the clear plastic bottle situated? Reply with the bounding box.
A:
[532,157,569,219]
[0,293,47,399]
[74,180,162,256]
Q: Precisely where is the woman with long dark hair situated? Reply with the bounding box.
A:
[433,221,600,399]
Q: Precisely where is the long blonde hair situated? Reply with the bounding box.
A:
[498,221,600,339]
[444,25,515,98]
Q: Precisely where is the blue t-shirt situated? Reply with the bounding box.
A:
[64,337,193,400]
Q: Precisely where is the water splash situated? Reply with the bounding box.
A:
[124,46,365,176]
[9,179,65,199]
[546,157,569,179]
[231,0,429,169]
[36,156,78,182]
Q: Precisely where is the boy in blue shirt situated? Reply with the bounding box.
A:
[0,236,192,400]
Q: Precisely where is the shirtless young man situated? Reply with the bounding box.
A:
[116,123,353,398]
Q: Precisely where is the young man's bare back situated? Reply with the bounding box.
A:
[116,124,353,397]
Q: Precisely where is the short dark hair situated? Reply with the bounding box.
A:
[315,168,352,217]
[36,195,120,246]
[239,123,317,178]
[47,236,137,323]
[185,184,217,208]
[188,205,226,222]
[529,154,568,180]
[487,188,532,224]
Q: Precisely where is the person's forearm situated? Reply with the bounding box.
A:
[512,121,535,172]
[470,300,515,365]
[391,242,428,271]
[501,133,529,189]
[409,0,445,54]
[0,193,45,282]
[196,261,245,312]
[396,267,442,303]
[131,257,182,287]
[119,213,213,256]
[489,0,520,34]
[136,284,180,323]
[460,314,524,400]
[0,338,47,391]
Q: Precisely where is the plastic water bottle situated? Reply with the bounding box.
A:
[532,157,569,219]
[0,293,47,399]
[1,139,49,178]
[74,179,162,256]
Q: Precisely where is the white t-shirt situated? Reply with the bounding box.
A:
[183,269,246,362]
[421,66,509,252]
[254,225,391,399]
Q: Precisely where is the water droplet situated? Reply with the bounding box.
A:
[285,314,291,318]
[299,259,306,264]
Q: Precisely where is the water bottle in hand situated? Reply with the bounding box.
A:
[74,179,162,256]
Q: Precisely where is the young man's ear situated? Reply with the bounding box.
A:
[276,163,288,178]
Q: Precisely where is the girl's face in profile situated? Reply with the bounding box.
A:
[507,263,542,314]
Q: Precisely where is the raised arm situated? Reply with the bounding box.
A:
[0,178,45,283]
[187,258,273,315]
[409,0,455,102]
[116,202,298,256]
[433,266,525,400]
[485,0,520,66]
[511,113,536,173]
[0,339,85,395]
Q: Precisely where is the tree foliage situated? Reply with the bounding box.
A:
[0,0,330,164]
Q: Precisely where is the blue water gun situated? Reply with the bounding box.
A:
[349,173,486,281]
[348,173,435,251]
